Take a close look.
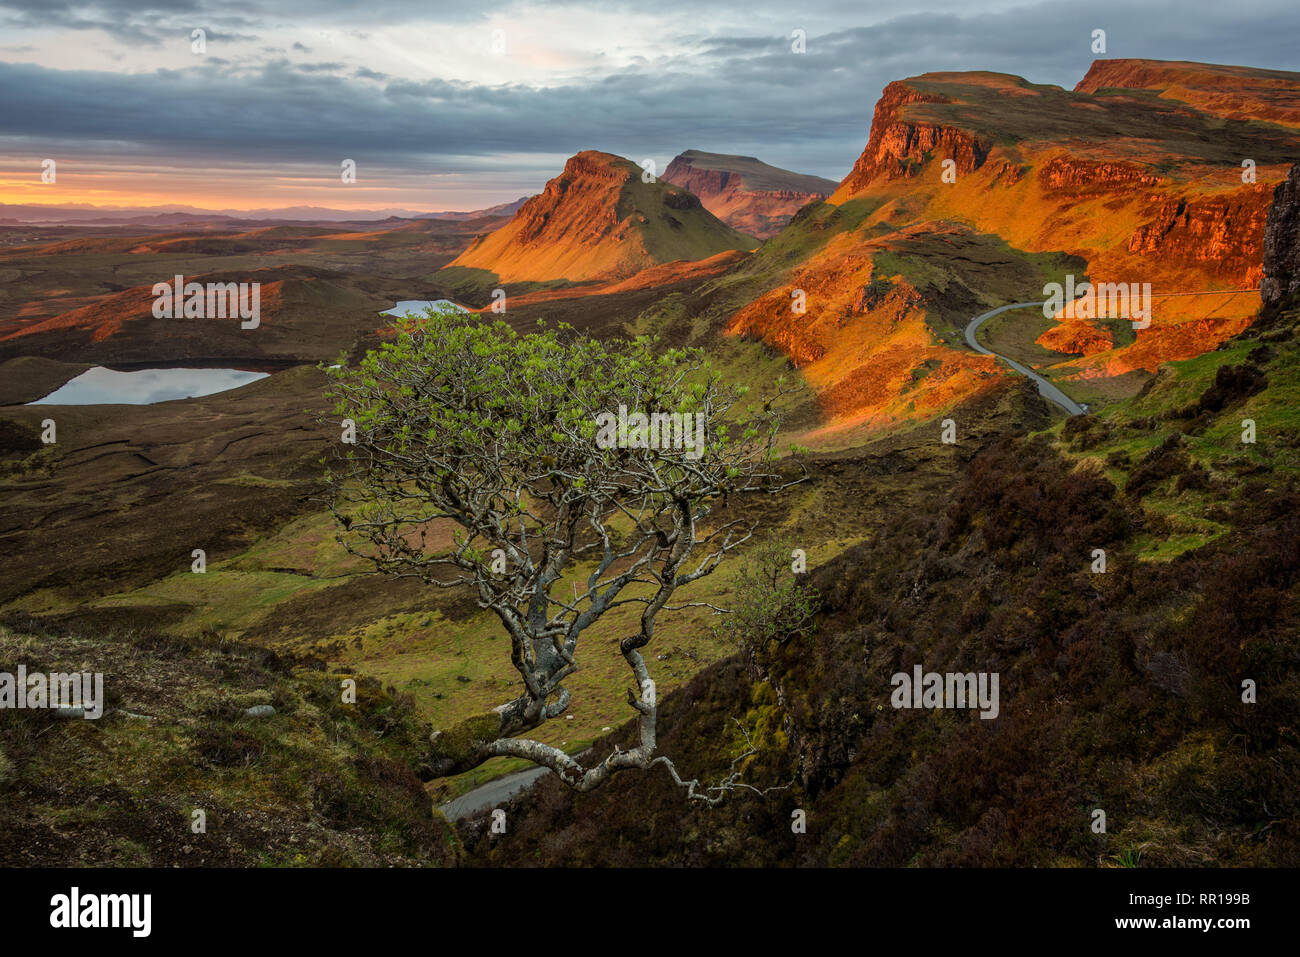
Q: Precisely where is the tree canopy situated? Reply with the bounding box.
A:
[322,307,802,797]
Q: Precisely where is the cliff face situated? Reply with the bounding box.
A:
[1261,164,1300,311]
[661,161,736,200]
[448,150,755,283]
[511,152,628,247]
[661,151,837,239]
[1127,188,1274,284]
[1038,156,1161,191]
[829,65,1298,289]
[724,222,1049,432]
[732,61,1300,424]
[834,81,989,196]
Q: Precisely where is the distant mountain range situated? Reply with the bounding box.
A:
[0,198,532,226]
[413,198,530,221]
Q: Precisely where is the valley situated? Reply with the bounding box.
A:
[2,54,1298,870]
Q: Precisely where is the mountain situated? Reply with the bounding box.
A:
[724,60,1300,431]
[464,165,1300,867]
[661,150,838,238]
[0,207,238,227]
[446,150,758,283]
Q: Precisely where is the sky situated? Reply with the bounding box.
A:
[1,0,1298,214]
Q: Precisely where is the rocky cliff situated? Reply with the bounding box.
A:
[834,79,990,196]
[1076,58,1300,127]
[735,60,1300,425]
[1127,188,1274,285]
[1261,163,1300,313]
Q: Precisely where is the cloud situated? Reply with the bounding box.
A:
[0,0,1298,194]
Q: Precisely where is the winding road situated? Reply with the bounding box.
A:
[963,288,1260,417]
[437,747,594,821]
[438,764,553,821]
[963,301,1085,417]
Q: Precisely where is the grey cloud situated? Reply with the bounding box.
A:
[1,0,1298,187]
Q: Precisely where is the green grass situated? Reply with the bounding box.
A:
[0,624,460,866]
[706,197,883,295]
[977,306,1062,367]
[1053,319,1300,564]
[92,569,338,633]
[1107,340,1258,423]
[44,484,852,797]
[618,171,760,262]
[225,510,365,579]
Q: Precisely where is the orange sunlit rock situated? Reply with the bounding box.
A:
[729,60,1300,425]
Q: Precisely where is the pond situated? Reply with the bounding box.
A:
[380,299,470,318]
[29,366,270,405]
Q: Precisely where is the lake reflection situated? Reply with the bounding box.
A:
[30,367,270,405]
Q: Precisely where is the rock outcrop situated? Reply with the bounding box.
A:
[1128,189,1274,285]
[1038,156,1161,191]
[835,79,990,195]
[1261,163,1300,310]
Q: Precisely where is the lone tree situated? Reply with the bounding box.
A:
[323,307,802,799]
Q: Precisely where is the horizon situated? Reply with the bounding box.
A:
[4,0,1300,212]
[0,197,532,219]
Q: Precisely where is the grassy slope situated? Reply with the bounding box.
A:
[0,622,461,866]
[617,172,759,264]
[1050,316,1300,561]
[465,305,1300,867]
[5,450,882,803]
